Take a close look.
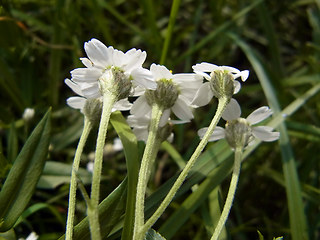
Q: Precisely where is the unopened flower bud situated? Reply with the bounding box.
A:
[99,67,132,99]
[83,98,103,124]
[145,79,180,109]
[22,108,35,122]
[210,70,235,100]
[225,118,252,149]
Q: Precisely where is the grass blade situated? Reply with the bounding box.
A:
[0,109,51,231]
[110,111,140,240]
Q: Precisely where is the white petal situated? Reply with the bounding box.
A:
[79,82,101,99]
[209,126,226,141]
[159,109,171,127]
[180,87,201,104]
[80,58,93,68]
[233,81,241,94]
[66,96,86,110]
[65,79,83,96]
[71,68,102,82]
[252,126,280,142]
[112,49,126,67]
[131,68,157,90]
[246,106,273,125]
[112,99,132,112]
[240,70,249,81]
[222,98,241,121]
[150,64,173,80]
[171,96,194,121]
[130,95,152,117]
[197,126,225,141]
[193,70,211,81]
[84,39,113,68]
[192,62,218,73]
[173,73,202,85]
[123,49,146,72]
[133,127,149,142]
[221,66,240,74]
[170,119,190,124]
[197,127,208,139]
[131,85,146,96]
[127,114,150,128]
[191,82,214,107]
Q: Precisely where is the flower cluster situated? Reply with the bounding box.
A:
[65,38,279,146]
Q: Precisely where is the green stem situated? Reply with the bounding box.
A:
[133,104,164,240]
[88,92,117,240]
[142,97,229,234]
[66,117,92,240]
[210,147,242,240]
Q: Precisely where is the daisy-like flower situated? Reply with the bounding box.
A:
[127,113,178,143]
[130,63,203,123]
[65,78,132,122]
[192,62,249,106]
[198,99,280,149]
[69,38,156,100]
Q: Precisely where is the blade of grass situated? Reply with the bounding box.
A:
[229,33,309,240]
[110,111,139,240]
[160,0,181,65]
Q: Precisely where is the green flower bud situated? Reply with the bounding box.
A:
[99,66,132,100]
[158,123,173,142]
[224,118,252,149]
[83,98,103,124]
[145,78,180,109]
[210,70,235,100]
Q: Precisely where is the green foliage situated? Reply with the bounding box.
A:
[0,0,319,239]
[0,109,51,232]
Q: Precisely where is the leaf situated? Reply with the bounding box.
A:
[37,161,92,189]
[145,228,166,240]
[58,178,128,240]
[110,111,139,240]
[0,109,51,232]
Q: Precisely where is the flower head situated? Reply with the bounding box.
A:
[130,64,203,123]
[65,78,131,123]
[198,99,280,149]
[192,62,249,106]
[69,38,156,100]
[127,113,176,143]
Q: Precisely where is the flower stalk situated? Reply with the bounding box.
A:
[133,103,164,240]
[88,91,117,240]
[210,147,243,240]
[65,118,92,240]
[141,96,229,235]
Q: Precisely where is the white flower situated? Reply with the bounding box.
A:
[130,64,203,123]
[69,38,156,99]
[198,99,279,148]
[192,62,249,106]
[65,78,132,113]
[22,108,35,122]
[19,232,38,240]
[127,113,180,143]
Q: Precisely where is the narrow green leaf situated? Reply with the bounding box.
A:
[37,161,92,189]
[110,111,139,240]
[7,123,18,163]
[58,178,127,240]
[160,0,181,65]
[229,33,309,240]
[0,109,51,232]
